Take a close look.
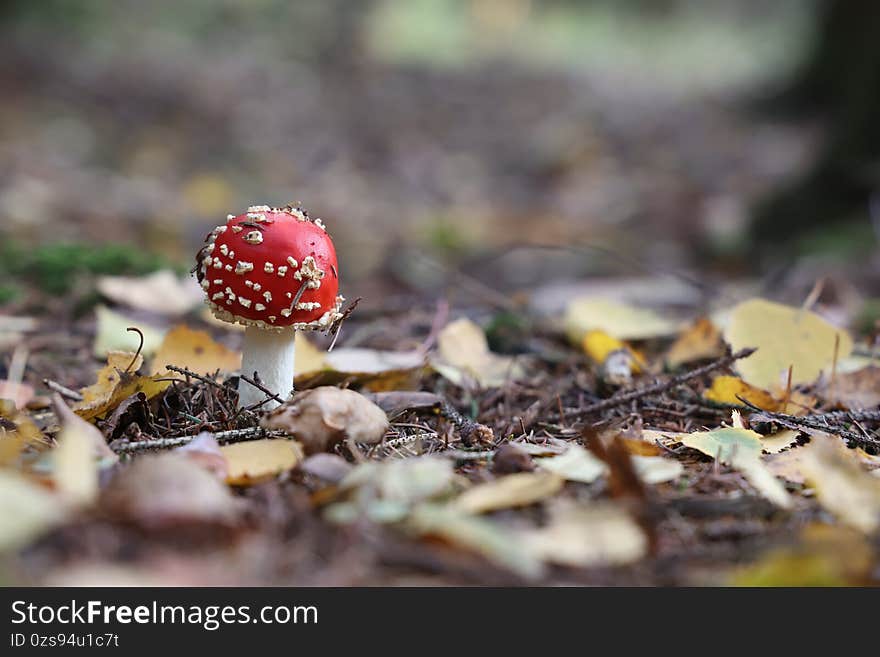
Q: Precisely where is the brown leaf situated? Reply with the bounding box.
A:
[261,386,389,454]
[220,439,303,486]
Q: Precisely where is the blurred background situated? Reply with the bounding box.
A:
[1,0,878,308]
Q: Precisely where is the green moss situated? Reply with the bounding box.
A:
[0,241,169,296]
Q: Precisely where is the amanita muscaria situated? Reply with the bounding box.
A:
[195,204,343,408]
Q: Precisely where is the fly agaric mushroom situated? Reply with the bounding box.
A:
[195,204,343,409]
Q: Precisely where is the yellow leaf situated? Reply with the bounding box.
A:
[220,439,304,486]
[72,351,171,421]
[51,422,100,507]
[564,297,680,343]
[760,429,800,454]
[665,317,724,368]
[454,471,564,514]
[0,400,48,465]
[724,298,852,391]
[798,435,880,533]
[150,325,241,377]
[93,306,167,358]
[295,333,328,375]
[703,375,780,411]
[434,318,524,389]
[679,427,791,508]
[631,455,684,484]
[581,330,644,373]
[0,470,63,551]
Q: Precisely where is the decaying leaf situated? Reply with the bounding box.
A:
[519,500,647,567]
[434,318,524,388]
[97,270,203,317]
[564,297,680,343]
[818,365,880,410]
[93,305,167,358]
[219,439,303,486]
[679,427,791,508]
[72,351,171,421]
[665,317,724,368]
[798,435,880,533]
[454,471,564,514]
[582,329,644,385]
[101,452,243,528]
[261,386,389,454]
[408,503,544,580]
[0,470,63,551]
[724,298,853,391]
[534,445,606,484]
[149,324,241,377]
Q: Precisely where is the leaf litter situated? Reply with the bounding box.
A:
[3,288,880,586]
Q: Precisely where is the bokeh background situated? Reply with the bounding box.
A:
[1,0,877,308]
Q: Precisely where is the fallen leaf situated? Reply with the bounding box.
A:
[434,318,524,388]
[294,333,329,375]
[534,445,606,484]
[97,270,203,317]
[564,297,680,343]
[325,348,424,374]
[50,419,101,507]
[175,433,228,479]
[703,375,780,411]
[724,298,853,391]
[454,471,564,514]
[665,317,724,368]
[631,455,684,484]
[731,524,873,586]
[149,324,241,377]
[0,400,47,465]
[407,503,544,580]
[220,439,304,486]
[300,453,353,484]
[0,470,63,551]
[679,427,791,508]
[520,500,647,567]
[375,456,457,503]
[759,430,800,454]
[101,453,243,528]
[818,365,880,410]
[261,386,390,454]
[93,306,167,358]
[798,435,880,533]
[72,351,171,421]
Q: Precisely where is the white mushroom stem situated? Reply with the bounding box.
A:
[238,326,296,409]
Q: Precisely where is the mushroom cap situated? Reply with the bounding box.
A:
[196,205,343,331]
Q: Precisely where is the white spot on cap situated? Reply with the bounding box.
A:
[212,292,225,301]
[231,225,243,233]
[224,264,233,272]
[264,262,274,274]
[219,244,229,256]
[243,230,263,245]
[277,266,288,277]
[255,303,266,312]
[280,308,292,317]
[235,261,254,275]
[287,256,298,268]
[263,291,272,303]
[238,296,252,308]
[213,279,223,285]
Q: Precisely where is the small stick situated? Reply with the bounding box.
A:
[578,348,756,416]
[781,365,793,414]
[124,327,144,373]
[830,333,840,398]
[111,426,286,453]
[43,379,83,402]
[239,372,285,406]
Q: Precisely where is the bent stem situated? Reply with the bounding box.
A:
[238,325,296,409]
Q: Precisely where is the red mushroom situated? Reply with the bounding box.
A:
[195,204,343,408]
